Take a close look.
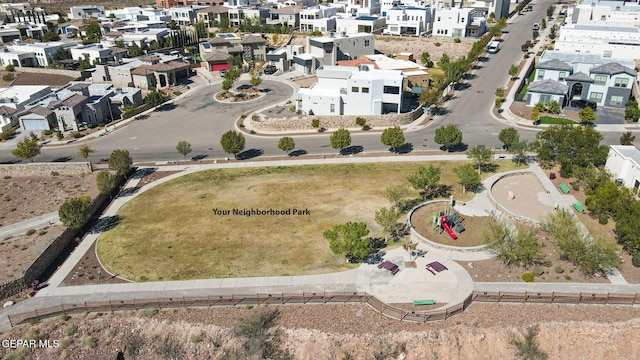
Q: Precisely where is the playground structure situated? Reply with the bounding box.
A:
[431,205,465,240]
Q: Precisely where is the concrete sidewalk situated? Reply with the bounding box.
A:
[0,212,60,239]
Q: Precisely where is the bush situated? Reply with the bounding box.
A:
[571,182,580,191]
[0,127,16,140]
[522,272,535,282]
[311,118,320,128]
[554,265,564,274]
[559,165,572,178]
[25,229,35,236]
[137,308,158,318]
[173,91,182,96]
[289,105,296,112]
[56,130,63,140]
[42,129,54,135]
[70,131,82,138]
[542,257,553,267]
[434,42,441,47]
[37,229,47,236]
[495,88,505,98]
[564,274,571,280]
[2,73,14,82]
[50,171,59,176]
[453,37,461,43]
[97,122,105,127]
[495,97,502,108]
[63,325,77,336]
[598,213,608,225]
[5,64,14,72]
[532,266,544,276]
[632,252,640,268]
[80,335,96,349]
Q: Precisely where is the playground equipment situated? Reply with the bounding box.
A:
[430,204,465,239]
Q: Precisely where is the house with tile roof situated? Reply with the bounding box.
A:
[17,105,56,131]
[196,5,229,27]
[0,105,18,132]
[525,50,637,108]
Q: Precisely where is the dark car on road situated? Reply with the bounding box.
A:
[264,65,277,75]
[570,99,597,110]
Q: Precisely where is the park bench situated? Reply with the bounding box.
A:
[573,202,585,213]
[413,299,436,306]
[559,184,570,194]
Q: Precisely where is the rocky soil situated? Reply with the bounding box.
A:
[2,303,640,359]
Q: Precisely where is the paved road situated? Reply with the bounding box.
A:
[0,0,629,164]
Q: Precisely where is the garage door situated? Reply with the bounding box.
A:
[22,119,47,131]
[211,63,229,71]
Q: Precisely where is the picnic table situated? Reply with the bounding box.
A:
[572,202,585,213]
[559,184,570,194]
[426,261,448,275]
[413,299,436,306]
[378,261,399,275]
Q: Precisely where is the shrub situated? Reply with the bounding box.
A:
[80,335,96,349]
[495,88,505,98]
[434,42,441,47]
[289,105,296,112]
[632,252,640,267]
[2,73,14,82]
[50,171,59,176]
[137,308,158,318]
[97,122,105,127]
[3,175,10,179]
[42,129,54,135]
[173,91,182,96]
[25,229,35,236]
[0,127,16,140]
[311,118,320,128]
[56,131,63,140]
[564,274,571,280]
[495,97,502,108]
[542,257,553,267]
[571,182,580,191]
[355,117,367,127]
[63,325,77,336]
[598,213,608,225]
[70,131,82,138]
[559,165,571,178]
[60,314,70,321]
[522,272,535,282]
[532,266,544,277]
[5,64,14,72]
[554,265,564,273]
[453,37,461,43]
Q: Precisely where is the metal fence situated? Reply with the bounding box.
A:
[8,292,473,327]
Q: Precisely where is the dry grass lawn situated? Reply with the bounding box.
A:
[97,161,525,281]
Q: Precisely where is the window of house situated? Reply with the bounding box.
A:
[539,94,551,103]
[437,17,440,21]
[611,95,624,106]
[383,86,400,94]
[352,86,359,92]
[615,78,629,88]
[330,103,335,112]
[362,87,369,93]
[537,70,545,80]
[589,92,603,102]
[558,72,566,81]
[593,74,607,85]
[603,50,612,58]
[365,40,370,46]
[634,180,640,194]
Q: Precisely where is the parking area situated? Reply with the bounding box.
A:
[564,105,625,125]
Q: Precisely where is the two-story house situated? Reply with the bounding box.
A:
[383,6,433,36]
[196,5,229,27]
[336,15,386,34]
[293,32,375,75]
[299,5,337,33]
[68,6,105,20]
[69,43,125,66]
[526,50,637,108]
[432,7,486,38]
[296,64,404,115]
[267,7,301,28]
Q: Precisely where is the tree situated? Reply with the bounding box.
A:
[408,165,446,199]
[508,64,518,79]
[52,47,71,62]
[533,125,608,173]
[419,87,440,107]
[223,67,241,91]
[375,206,401,241]
[499,128,520,150]
[403,238,419,263]
[144,90,167,108]
[616,201,640,253]
[380,126,405,152]
[578,106,597,125]
[128,44,143,57]
[323,222,371,262]
[585,181,632,218]
[194,21,207,39]
[549,25,558,40]
[625,99,640,122]
[434,124,462,151]
[176,140,192,164]
[84,22,102,43]
[510,139,530,166]
[58,196,92,230]
[467,146,494,174]
[222,78,234,91]
[220,131,245,160]
[277,136,295,156]
[420,51,433,67]
[547,5,556,19]
[42,31,60,42]
[77,145,95,160]
[329,128,351,154]
[489,26,502,38]
[620,131,636,145]
[96,170,116,196]
[453,164,481,194]
[495,88,505,98]
[531,108,540,121]
[482,220,543,267]
[436,53,449,68]
[541,18,547,29]
[383,184,409,207]
[108,149,133,177]
[11,136,40,162]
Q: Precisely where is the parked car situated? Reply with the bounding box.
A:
[264,65,277,75]
[531,23,540,30]
[570,99,597,110]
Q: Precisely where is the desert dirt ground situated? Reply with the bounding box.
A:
[491,172,555,220]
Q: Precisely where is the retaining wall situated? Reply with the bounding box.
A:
[488,170,540,225]
[0,162,91,177]
[249,106,424,131]
[17,67,82,79]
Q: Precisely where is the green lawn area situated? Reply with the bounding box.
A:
[97,161,525,282]
[518,71,536,98]
[539,116,578,125]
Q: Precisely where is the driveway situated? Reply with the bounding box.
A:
[564,105,625,125]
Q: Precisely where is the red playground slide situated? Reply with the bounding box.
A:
[441,216,458,240]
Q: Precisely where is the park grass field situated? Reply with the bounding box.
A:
[97,160,524,281]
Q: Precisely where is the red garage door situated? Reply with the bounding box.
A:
[211,63,229,71]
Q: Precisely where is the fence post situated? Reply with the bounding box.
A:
[108,301,113,313]
[577,293,582,304]
[634,293,639,305]
[550,292,554,304]
[497,291,501,303]
[605,293,609,305]
[523,292,527,303]
[281,293,284,305]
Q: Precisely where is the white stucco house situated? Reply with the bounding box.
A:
[432,7,486,38]
[299,5,337,33]
[293,32,375,75]
[605,145,640,195]
[383,6,433,36]
[554,24,640,60]
[295,64,404,116]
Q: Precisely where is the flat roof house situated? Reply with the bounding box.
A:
[606,145,640,196]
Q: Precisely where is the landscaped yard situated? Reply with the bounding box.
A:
[97,161,524,281]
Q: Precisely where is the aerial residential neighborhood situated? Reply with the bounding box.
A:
[2,0,640,358]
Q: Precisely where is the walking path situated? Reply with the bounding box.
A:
[0,212,59,239]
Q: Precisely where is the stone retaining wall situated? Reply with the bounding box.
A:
[249,106,424,131]
[0,163,91,177]
[488,170,540,225]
